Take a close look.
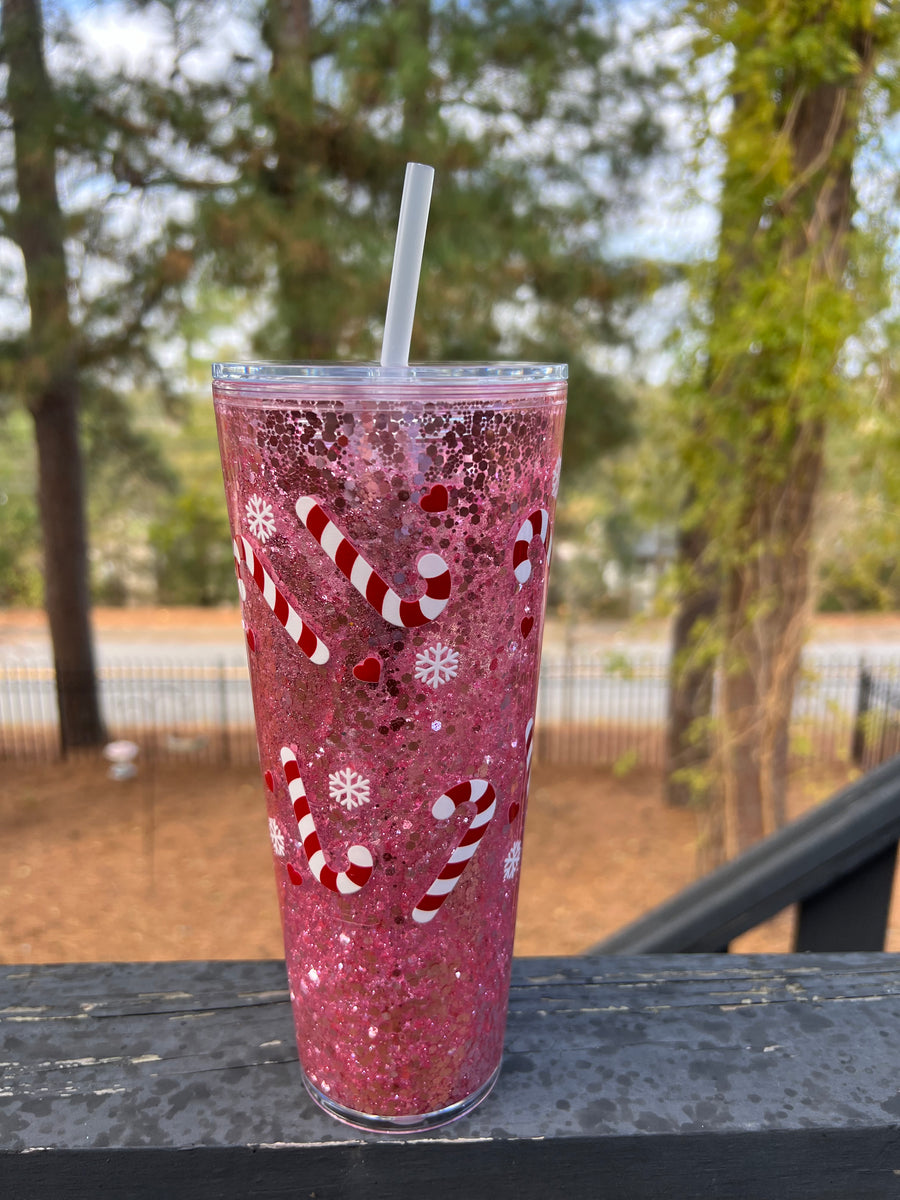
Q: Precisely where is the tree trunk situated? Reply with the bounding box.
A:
[721,550,767,855]
[3,0,104,751]
[665,517,717,808]
[31,381,105,750]
[264,0,334,357]
[720,419,826,854]
[673,10,876,863]
[758,419,825,832]
[717,31,872,854]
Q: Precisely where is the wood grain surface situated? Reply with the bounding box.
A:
[3,955,900,1198]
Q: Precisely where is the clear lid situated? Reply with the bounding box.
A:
[212,361,567,384]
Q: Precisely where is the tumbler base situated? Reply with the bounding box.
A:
[301,1063,501,1134]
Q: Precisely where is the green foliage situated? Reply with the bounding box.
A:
[148,489,235,607]
[0,491,42,605]
[666,0,900,853]
[669,763,714,807]
[0,411,41,605]
[815,374,900,610]
[547,550,631,619]
[612,747,639,778]
[670,0,900,599]
[0,2,227,407]
[679,0,897,519]
[0,0,684,610]
[549,381,682,619]
[602,651,636,680]
[196,0,676,469]
[0,0,238,623]
[818,525,900,611]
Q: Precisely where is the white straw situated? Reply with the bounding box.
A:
[380,162,435,368]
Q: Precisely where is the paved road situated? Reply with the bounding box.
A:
[1,642,896,734]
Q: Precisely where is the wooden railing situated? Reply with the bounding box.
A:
[591,754,900,954]
[4,955,900,1198]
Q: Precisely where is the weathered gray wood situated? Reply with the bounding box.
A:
[3,956,900,1198]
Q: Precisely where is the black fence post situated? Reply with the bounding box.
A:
[852,662,872,768]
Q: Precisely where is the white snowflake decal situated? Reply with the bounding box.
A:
[328,768,371,811]
[246,494,276,543]
[414,642,460,690]
[269,817,285,857]
[503,840,522,882]
[551,454,562,499]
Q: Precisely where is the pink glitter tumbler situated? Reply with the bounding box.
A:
[213,361,566,1131]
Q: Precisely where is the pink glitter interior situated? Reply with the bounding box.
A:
[214,373,566,1118]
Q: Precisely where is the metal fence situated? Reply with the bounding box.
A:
[2,652,896,770]
[533,653,885,769]
[0,660,258,766]
[853,665,900,771]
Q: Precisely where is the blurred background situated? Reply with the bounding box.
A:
[2,0,900,963]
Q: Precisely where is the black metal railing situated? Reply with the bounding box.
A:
[591,752,900,954]
[853,665,900,770]
[0,660,259,765]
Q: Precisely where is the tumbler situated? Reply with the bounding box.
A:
[213,361,566,1131]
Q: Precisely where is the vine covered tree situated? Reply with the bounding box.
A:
[666,0,899,863]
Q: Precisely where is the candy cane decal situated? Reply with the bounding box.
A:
[512,509,550,585]
[412,780,497,924]
[507,719,534,825]
[280,748,374,895]
[231,538,247,601]
[295,496,451,628]
[236,535,329,665]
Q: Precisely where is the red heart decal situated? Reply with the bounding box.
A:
[286,863,304,886]
[245,627,256,652]
[507,801,520,824]
[521,616,534,639]
[353,656,382,684]
[420,484,449,513]
[264,770,274,792]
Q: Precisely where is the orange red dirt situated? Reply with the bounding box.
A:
[3,756,895,965]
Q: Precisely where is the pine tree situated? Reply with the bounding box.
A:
[198,0,675,466]
[1,0,104,750]
[0,0,228,750]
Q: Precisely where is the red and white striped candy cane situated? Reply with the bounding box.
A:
[280,748,374,895]
[231,538,247,602]
[412,780,496,924]
[520,720,535,796]
[295,496,451,628]
[512,509,550,585]
[508,719,534,824]
[237,535,329,665]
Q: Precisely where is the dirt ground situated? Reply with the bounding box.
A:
[3,605,900,963]
[2,755,894,965]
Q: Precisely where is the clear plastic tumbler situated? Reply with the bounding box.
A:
[213,361,566,1131]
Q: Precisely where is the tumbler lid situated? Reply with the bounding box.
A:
[212,361,567,384]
